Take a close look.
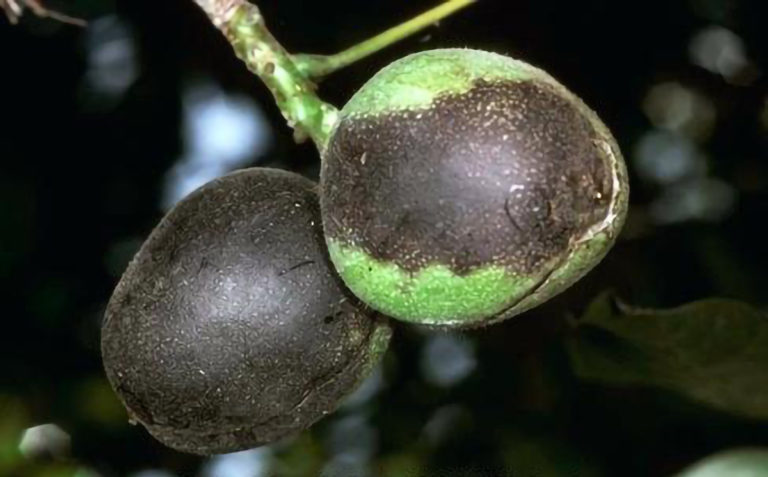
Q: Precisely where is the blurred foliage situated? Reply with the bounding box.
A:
[0,396,95,477]
[675,448,768,477]
[569,293,768,420]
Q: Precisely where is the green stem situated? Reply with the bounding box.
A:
[191,0,475,151]
[194,0,339,149]
[228,5,341,148]
[293,0,477,79]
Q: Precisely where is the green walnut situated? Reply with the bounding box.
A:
[320,48,629,328]
[101,168,391,455]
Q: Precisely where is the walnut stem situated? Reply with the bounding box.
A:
[190,0,476,150]
[192,0,338,148]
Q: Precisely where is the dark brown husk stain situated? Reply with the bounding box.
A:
[323,80,612,275]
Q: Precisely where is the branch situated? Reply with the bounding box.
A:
[192,0,338,149]
[292,0,477,80]
[1,0,86,26]
[190,0,476,150]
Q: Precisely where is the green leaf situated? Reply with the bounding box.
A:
[501,431,603,477]
[568,293,768,420]
[675,449,768,477]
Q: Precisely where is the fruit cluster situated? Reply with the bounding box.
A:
[101,49,628,454]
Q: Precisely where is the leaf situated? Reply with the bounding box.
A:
[567,292,768,420]
[675,449,768,477]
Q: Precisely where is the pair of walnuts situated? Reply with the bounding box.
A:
[101,49,629,454]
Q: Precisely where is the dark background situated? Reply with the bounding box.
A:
[1,0,767,475]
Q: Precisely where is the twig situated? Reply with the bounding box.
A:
[190,0,476,150]
[292,0,477,79]
[1,0,86,26]
[192,0,339,148]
